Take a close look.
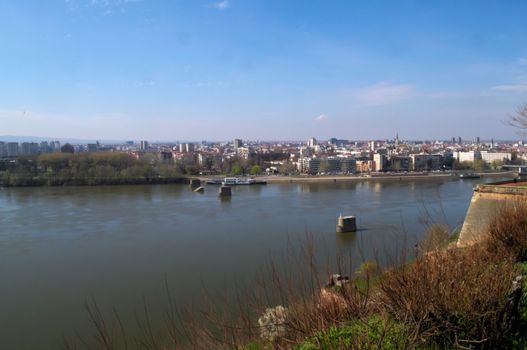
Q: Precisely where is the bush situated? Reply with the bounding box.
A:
[379,244,518,348]
[419,223,450,254]
[488,200,527,262]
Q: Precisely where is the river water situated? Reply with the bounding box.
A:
[0,175,512,349]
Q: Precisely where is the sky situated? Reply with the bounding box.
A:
[1,0,527,141]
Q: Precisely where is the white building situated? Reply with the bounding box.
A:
[455,151,481,163]
[307,137,317,148]
[373,153,386,171]
[480,151,511,163]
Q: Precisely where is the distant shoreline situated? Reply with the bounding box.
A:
[248,171,517,184]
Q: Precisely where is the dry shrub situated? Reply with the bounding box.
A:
[378,245,518,349]
[487,200,527,262]
[419,223,450,254]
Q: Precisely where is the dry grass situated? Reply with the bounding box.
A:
[487,200,527,262]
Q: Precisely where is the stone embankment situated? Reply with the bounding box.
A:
[457,179,527,247]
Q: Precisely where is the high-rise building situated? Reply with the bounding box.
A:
[140,140,149,151]
[458,137,462,145]
[40,141,50,153]
[177,143,194,153]
[50,141,61,152]
[7,142,19,157]
[20,142,39,155]
[233,139,242,149]
[307,137,317,148]
[87,143,98,152]
[0,141,7,157]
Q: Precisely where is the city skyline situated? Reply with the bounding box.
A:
[1,1,527,140]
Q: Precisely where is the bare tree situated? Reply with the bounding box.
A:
[508,102,527,129]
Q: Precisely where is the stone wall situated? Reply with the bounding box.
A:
[457,181,527,248]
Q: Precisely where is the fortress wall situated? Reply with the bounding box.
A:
[457,182,527,248]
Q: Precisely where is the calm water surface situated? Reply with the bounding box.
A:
[0,176,511,349]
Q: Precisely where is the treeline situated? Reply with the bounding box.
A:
[0,152,186,187]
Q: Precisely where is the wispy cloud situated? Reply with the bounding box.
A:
[182,80,227,88]
[352,82,416,106]
[315,114,328,122]
[211,0,230,10]
[517,58,527,65]
[491,84,527,92]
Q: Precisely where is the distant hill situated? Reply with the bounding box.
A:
[0,135,120,144]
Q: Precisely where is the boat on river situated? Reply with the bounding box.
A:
[222,177,267,185]
[459,172,481,179]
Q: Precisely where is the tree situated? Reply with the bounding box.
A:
[509,102,527,130]
[491,159,504,171]
[231,164,243,175]
[250,165,261,175]
[61,143,75,153]
[279,161,297,175]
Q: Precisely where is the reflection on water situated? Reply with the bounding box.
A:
[0,175,514,349]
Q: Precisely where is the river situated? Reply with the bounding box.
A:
[0,175,512,349]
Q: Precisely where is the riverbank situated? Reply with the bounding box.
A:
[257,171,516,184]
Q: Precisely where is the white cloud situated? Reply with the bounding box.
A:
[517,58,527,65]
[352,82,416,106]
[315,114,328,122]
[491,84,527,92]
[212,0,230,10]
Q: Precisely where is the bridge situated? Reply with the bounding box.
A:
[502,165,527,174]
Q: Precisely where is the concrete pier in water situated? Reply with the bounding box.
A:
[218,186,232,197]
[189,179,201,188]
[336,215,357,233]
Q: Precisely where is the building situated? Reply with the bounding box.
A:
[298,157,321,174]
[50,141,61,152]
[373,153,387,172]
[40,141,50,153]
[389,156,411,171]
[233,139,242,149]
[340,157,356,174]
[455,151,481,163]
[236,146,252,160]
[356,159,374,172]
[307,137,317,148]
[480,151,511,164]
[326,157,342,173]
[178,143,195,153]
[7,142,19,157]
[0,142,6,157]
[87,143,98,152]
[140,140,149,151]
[411,154,443,171]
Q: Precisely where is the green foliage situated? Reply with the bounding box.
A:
[239,341,272,350]
[296,316,410,350]
[0,152,186,187]
[250,165,262,175]
[232,164,243,175]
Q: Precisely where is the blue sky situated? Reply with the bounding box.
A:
[1,0,527,141]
